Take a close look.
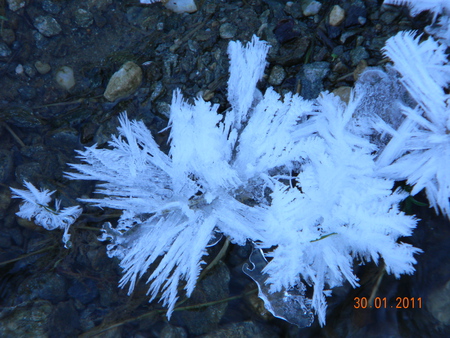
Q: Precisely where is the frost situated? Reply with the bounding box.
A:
[10,181,82,248]
[377,31,450,217]
[256,92,420,325]
[60,35,421,325]
[384,0,450,45]
[384,0,450,19]
[64,37,277,317]
[12,28,437,325]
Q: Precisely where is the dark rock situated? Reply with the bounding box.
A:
[46,128,79,152]
[0,300,53,337]
[33,16,62,37]
[15,162,42,184]
[350,46,369,66]
[344,5,367,27]
[298,61,330,99]
[0,149,13,183]
[201,321,280,338]
[276,36,311,66]
[284,1,303,19]
[0,42,12,57]
[49,301,80,337]
[17,86,37,101]
[68,278,99,305]
[18,272,68,304]
[274,19,301,44]
[173,261,230,336]
[42,0,62,14]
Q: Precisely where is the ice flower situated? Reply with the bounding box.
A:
[11,181,82,248]
[257,92,420,325]
[377,31,450,217]
[64,37,285,318]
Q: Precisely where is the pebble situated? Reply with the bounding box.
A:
[299,61,330,99]
[353,60,368,81]
[104,61,143,101]
[345,5,367,27]
[1,28,15,45]
[302,0,322,17]
[47,128,80,151]
[380,10,400,25]
[0,149,13,183]
[219,23,237,39]
[350,46,369,66]
[268,65,286,86]
[74,9,94,28]
[35,60,51,74]
[163,0,197,14]
[332,86,352,103]
[6,0,26,11]
[150,81,165,101]
[0,42,12,57]
[55,66,76,90]
[426,274,450,325]
[329,5,345,26]
[17,86,37,100]
[15,64,24,75]
[284,1,303,19]
[24,64,37,77]
[42,0,62,14]
[0,301,53,337]
[33,16,62,37]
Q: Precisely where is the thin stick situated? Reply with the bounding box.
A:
[2,122,26,147]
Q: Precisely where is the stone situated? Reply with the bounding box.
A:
[0,149,13,183]
[302,0,322,17]
[332,86,352,104]
[6,0,26,12]
[164,0,197,13]
[0,300,53,337]
[350,46,369,66]
[141,0,197,13]
[104,61,143,101]
[427,276,450,325]
[219,23,237,39]
[1,28,15,45]
[299,61,330,99]
[42,0,61,14]
[35,60,51,74]
[74,9,94,28]
[329,5,345,26]
[33,16,62,37]
[268,65,286,86]
[0,42,12,57]
[55,66,75,90]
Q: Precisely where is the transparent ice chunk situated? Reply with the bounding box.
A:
[243,247,314,328]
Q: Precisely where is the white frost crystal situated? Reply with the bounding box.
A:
[62,36,421,325]
[11,181,82,247]
[12,0,450,327]
[377,31,450,217]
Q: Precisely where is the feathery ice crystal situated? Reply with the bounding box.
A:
[377,31,450,217]
[12,2,450,325]
[10,181,82,248]
[58,36,421,325]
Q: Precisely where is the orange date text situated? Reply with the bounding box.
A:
[353,297,422,309]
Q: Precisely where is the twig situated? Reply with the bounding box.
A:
[2,122,26,147]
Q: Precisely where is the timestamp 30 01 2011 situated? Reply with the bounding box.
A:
[354,297,422,309]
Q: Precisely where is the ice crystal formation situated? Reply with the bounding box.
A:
[11,1,450,327]
[63,36,421,325]
[11,181,82,248]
